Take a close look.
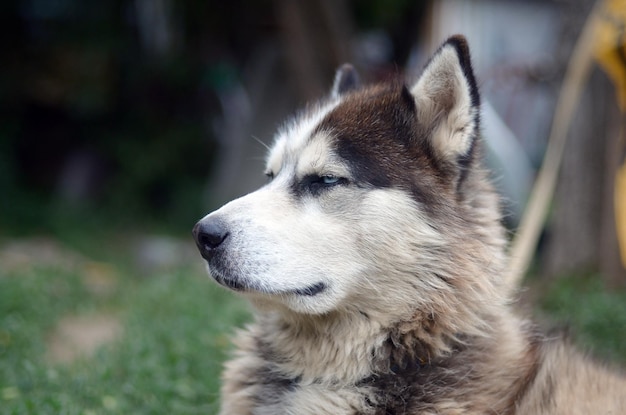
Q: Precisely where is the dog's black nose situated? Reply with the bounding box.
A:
[193,217,229,259]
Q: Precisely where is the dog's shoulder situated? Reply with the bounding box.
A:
[515,337,626,415]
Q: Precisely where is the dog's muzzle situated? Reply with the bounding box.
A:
[192,215,328,297]
[192,217,229,261]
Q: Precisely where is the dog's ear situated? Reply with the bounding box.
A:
[410,35,479,164]
[331,63,360,98]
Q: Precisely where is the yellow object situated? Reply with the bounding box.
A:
[508,0,626,281]
[616,159,626,268]
[593,0,626,110]
[593,0,626,268]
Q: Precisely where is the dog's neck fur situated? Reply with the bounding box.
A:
[245,298,540,414]
[253,308,389,382]
[253,295,521,382]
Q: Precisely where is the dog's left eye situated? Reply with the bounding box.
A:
[301,174,347,195]
[316,174,346,187]
[321,175,339,185]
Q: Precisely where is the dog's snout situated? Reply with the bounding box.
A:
[193,217,229,259]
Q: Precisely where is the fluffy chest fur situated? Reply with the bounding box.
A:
[218,310,540,415]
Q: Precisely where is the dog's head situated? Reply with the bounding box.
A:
[193,36,507,319]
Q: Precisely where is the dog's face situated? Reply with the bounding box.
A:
[194,37,500,317]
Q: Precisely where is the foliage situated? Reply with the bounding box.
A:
[0,0,220,233]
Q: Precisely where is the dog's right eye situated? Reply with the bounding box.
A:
[265,171,274,182]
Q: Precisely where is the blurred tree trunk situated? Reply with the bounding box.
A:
[274,0,354,101]
[599,112,626,287]
[540,0,626,285]
[541,66,625,285]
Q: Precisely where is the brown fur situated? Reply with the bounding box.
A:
[194,36,626,414]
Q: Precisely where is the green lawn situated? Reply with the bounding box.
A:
[534,273,626,365]
[0,236,250,415]
[1,235,625,415]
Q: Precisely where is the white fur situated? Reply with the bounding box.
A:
[267,99,340,178]
[410,44,477,160]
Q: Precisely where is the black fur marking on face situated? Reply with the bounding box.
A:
[318,84,415,187]
[315,84,450,213]
[332,138,393,190]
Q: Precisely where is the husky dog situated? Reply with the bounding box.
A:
[193,36,626,414]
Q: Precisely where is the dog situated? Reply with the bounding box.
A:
[193,35,626,414]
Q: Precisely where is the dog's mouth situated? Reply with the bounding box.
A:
[217,276,327,297]
[290,282,327,296]
[209,266,327,297]
[212,273,246,291]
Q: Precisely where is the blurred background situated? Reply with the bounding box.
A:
[0,0,600,229]
[1,0,625,413]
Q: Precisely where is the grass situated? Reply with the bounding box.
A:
[0,235,251,415]
[534,273,626,365]
[1,231,625,414]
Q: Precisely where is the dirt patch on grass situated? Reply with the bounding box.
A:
[0,237,87,274]
[47,314,122,364]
